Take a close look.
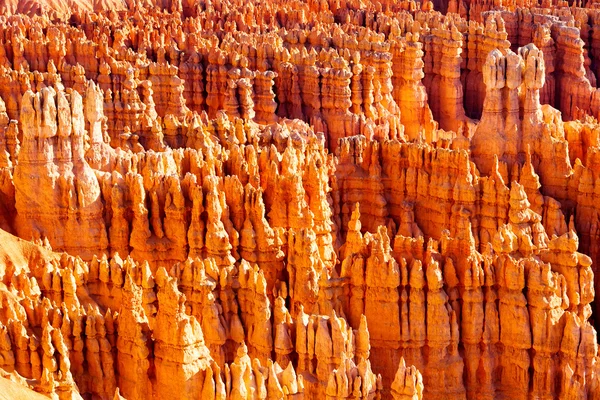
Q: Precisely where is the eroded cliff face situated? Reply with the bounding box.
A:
[1,0,600,399]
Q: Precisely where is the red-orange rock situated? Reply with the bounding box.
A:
[2,2,600,400]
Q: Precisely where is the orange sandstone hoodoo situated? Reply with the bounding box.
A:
[0,1,600,399]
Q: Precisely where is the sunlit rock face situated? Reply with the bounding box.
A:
[1,1,600,399]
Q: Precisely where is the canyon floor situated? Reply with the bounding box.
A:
[1,0,600,399]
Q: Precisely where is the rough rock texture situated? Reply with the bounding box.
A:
[3,1,600,400]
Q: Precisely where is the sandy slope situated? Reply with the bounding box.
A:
[0,376,49,400]
[0,227,58,280]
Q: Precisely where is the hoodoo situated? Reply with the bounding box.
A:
[1,0,600,399]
